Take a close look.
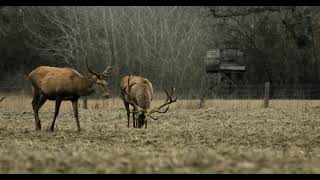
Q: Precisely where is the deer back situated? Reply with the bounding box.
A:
[120,75,153,110]
[28,66,95,96]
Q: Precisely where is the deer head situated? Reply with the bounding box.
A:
[86,58,112,98]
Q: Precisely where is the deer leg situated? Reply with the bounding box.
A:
[32,92,40,130]
[49,98,62,132]
[72,99,81,132]
[133,106,137,128]
[124,101,130,128]
[121,93,131,128]
[32,93,47,130]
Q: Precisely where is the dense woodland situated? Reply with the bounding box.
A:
[1,6,320,94]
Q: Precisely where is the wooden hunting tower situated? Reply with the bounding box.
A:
[205,48,246,90]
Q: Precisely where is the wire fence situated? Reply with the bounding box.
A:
[1,82,320,100]
[176,84,320,100]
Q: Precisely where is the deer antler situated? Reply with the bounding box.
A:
[148,87,177,114]
[102,66,112,77]
[0,97,5,103]
[86,57,112,78]
[86,57,100,76]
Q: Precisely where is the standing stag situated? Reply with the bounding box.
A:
[28,59,112,132]
[120,75,177,128]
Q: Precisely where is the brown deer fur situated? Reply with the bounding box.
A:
[120,75,153,128]
[120,75,176,128]
[28,62,111,132]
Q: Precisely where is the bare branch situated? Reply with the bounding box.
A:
[210,7,295,18]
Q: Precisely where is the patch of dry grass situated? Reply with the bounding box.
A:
[0,94,320,173]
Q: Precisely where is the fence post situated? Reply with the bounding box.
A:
[199,75,208,108]
[264,82,270,108]
[200,94,205,108]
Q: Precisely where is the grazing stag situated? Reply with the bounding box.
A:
[28,59,112,132]
[120,75,177,128]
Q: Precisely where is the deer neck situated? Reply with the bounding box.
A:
[77,75,97,96]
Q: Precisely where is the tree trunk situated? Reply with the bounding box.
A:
[264,82,270,108]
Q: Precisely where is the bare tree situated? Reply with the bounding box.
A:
[206,6,320,84]
[22,7,113,108]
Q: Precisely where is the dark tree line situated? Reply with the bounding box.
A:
[0,6,320,95]
[206,6,320,85]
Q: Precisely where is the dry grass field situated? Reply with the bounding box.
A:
[0,94,320,173]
